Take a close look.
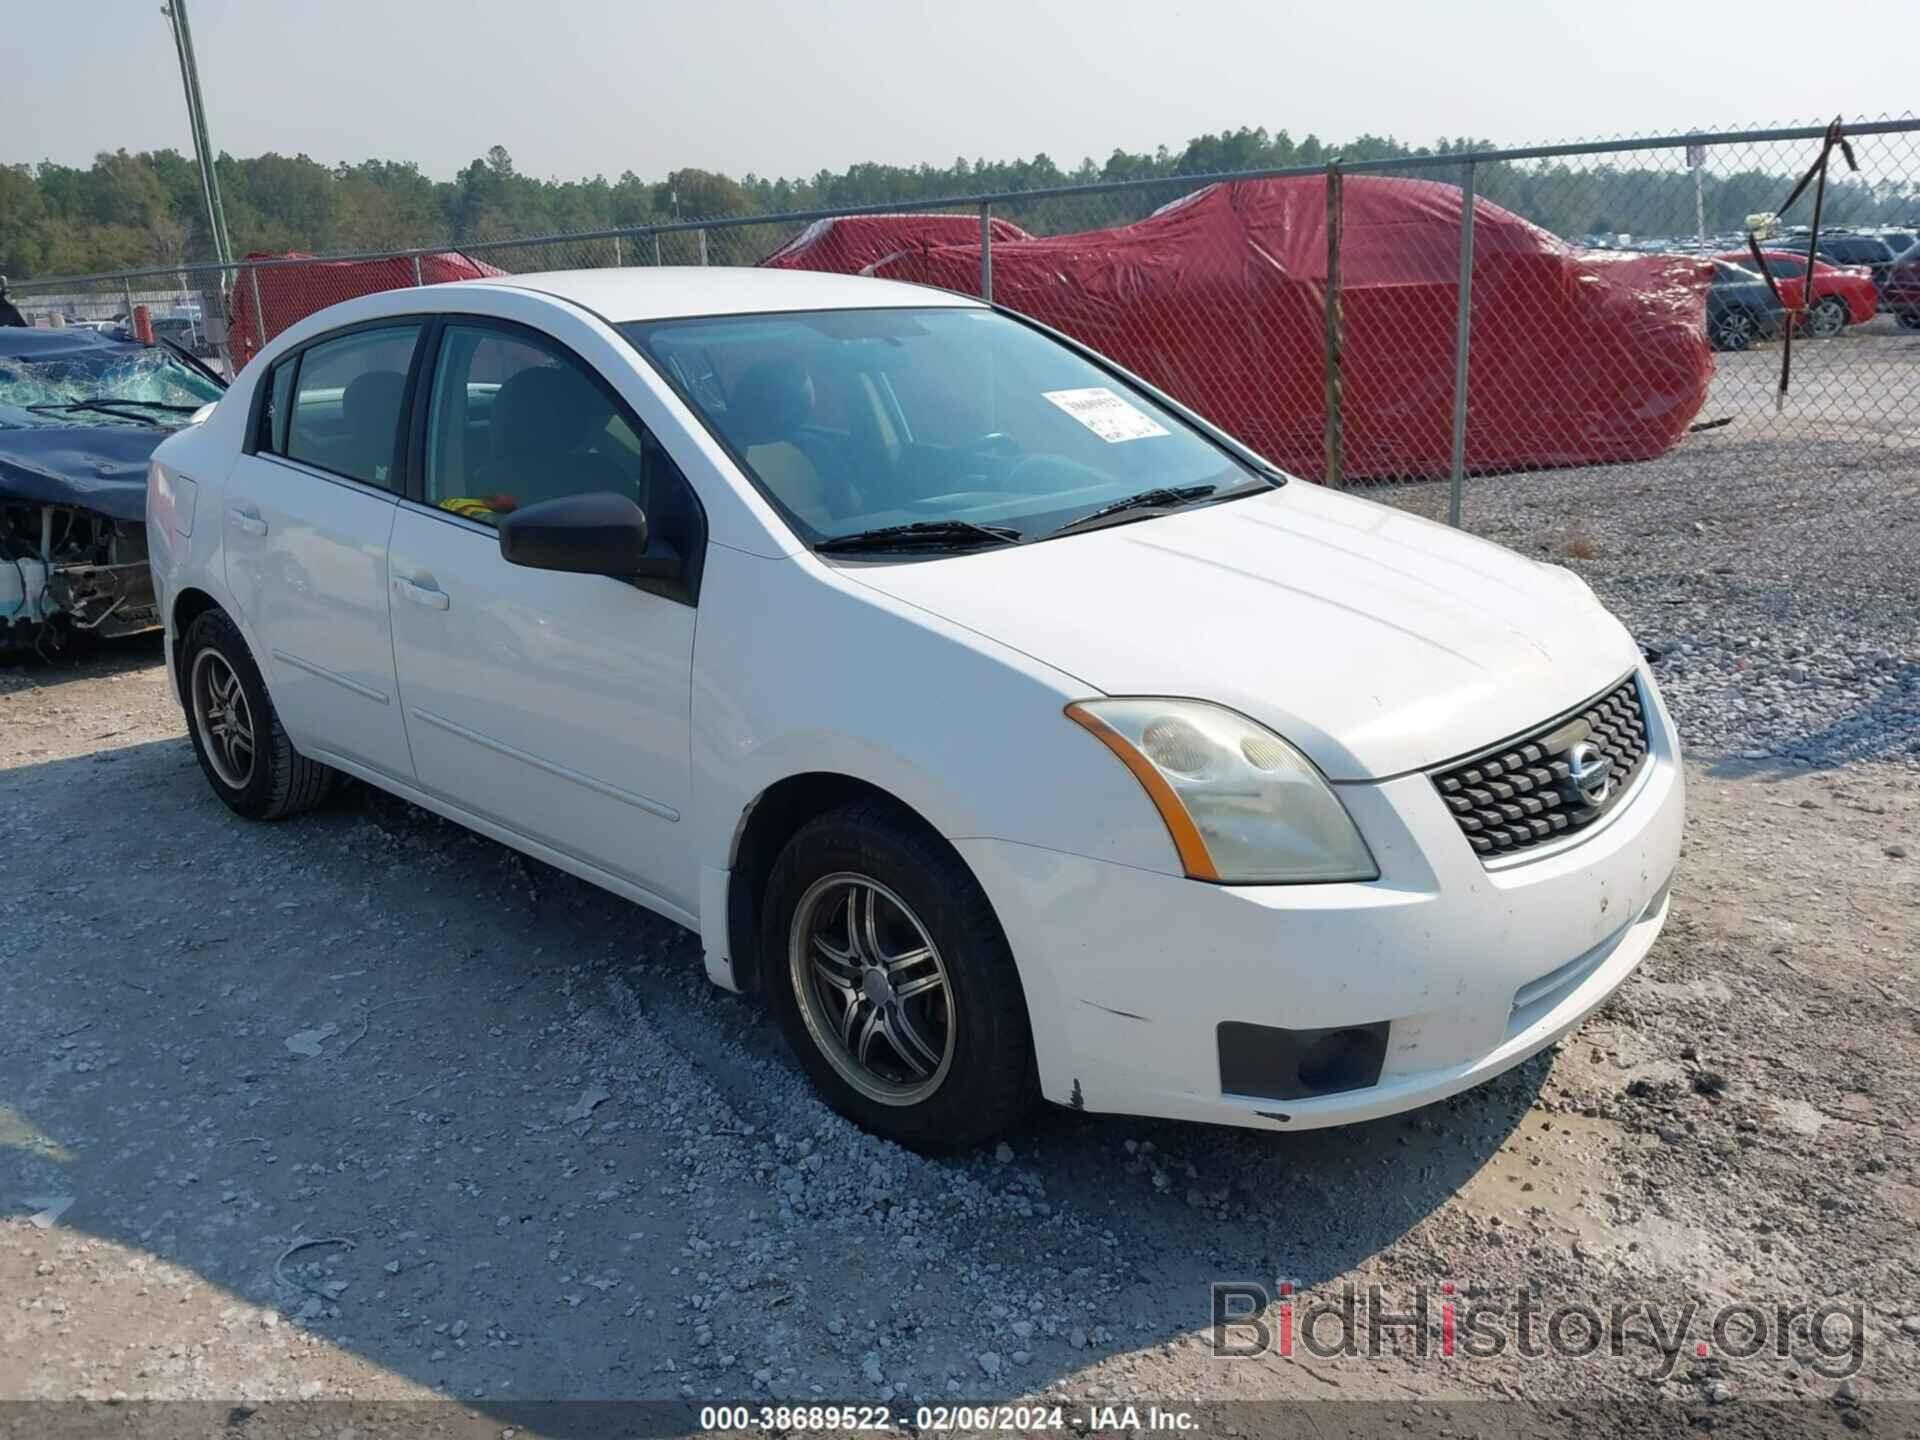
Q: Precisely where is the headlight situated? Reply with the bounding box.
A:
[1066,699,1377,884]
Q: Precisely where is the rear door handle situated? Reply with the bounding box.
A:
[228,506,268,537]
[393,576,450,611]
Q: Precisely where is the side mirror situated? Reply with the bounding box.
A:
[497,491,680,582]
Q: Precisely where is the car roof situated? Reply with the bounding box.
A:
[455,266,984,322]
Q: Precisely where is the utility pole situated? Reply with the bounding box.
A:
[163,0,233,268]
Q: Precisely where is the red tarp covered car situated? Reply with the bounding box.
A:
[226,250,506,369]
[761,213,1033,276]
[780,178,1712,481]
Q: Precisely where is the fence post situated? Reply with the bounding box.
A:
[411,254,424,286]
[614,234,623,267]
[248,262,266,361]
[979,201,994,303]
[1446,162,1477,529]
[1322,160,1344,490]
[121,278,135,325]
[698,230,709,266]
[653,231,662,266]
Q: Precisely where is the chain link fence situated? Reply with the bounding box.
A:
[10,119,1918,761]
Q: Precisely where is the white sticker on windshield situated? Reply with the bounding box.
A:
[1042,386,1171,443]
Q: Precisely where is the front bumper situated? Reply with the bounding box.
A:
[958,668,1685,1131]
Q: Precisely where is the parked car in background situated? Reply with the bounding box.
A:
[1885,248,1920,329]
[781,176,1713,480]
[1,326,225,654]
[1705,261,1788,351]
[1713,250,1877,336]
[225,249,506,368]
[1811,233,1902,300]
[147,268,1683,1150]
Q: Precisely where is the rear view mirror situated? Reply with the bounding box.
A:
[497,491,680,582]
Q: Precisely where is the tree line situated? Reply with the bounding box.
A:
[4,126,1915,280]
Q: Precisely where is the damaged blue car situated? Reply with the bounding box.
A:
[1,326,226,655]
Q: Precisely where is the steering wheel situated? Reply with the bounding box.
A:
[957,432,1021,490]
[963,432,1019,458]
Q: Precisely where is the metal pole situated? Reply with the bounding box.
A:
[698,230,709,266]
[653,232,662,266]
[979,201,994,303]
[614,234,623,267]
[1688,142,1708,254]
[121,278,135,327]
[411,254,424,286]
[1322,161,1344,490]
[165,1,232,267]
[211,263,237,378]
[247,262,266,360]
[1447,163,1477,529]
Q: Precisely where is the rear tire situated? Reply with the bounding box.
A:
[181,608,338,820]
[1709,310,1756,352]
[762,803,1035,1153]
[1805,295,1848,338]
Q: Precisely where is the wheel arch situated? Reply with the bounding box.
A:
[169,585,226,685]
[723,771,983,997]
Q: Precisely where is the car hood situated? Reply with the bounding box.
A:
[0,411,171,525]
[842,483,1643,780]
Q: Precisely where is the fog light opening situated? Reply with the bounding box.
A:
[1296,1028,1386,1095]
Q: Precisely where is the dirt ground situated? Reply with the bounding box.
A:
[2,636,1916,1432]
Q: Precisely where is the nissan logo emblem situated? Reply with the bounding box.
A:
[1566,741,1613,808]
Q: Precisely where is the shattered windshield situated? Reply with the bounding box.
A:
[0,347,225,427]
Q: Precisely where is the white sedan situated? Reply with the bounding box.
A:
[146,268,1683,1151]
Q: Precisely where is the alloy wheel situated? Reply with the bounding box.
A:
[1715,311,1755,350]
[190,648,256,789]
[789,873,955,1106]
[1807,297,1847,338]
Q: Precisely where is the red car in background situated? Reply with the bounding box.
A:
[1715,250,1877,336]
[1885,249,1920,329]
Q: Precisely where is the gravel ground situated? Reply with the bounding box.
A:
[1371,322,1920,768]
[1,635,1916,1430]
[1,328,1916,1431]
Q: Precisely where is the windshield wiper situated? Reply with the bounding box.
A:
[1047,483,1218,538]
[155,334,228,390]
[27,398,200,425]
[815,520,1024,554]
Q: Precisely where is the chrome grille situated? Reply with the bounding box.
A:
[1431,677,1651,861]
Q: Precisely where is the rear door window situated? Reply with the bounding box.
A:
[281,325,422,491]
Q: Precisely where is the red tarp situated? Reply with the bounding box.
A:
[226,250,506,369]
[773,178,1713,480]
[761,213,1032,276]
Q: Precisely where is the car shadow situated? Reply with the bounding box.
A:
[2,731,1547,1414]
[0,629,166,688]
[1699,659,1920,779]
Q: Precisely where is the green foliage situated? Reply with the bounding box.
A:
[3,131,1916,281]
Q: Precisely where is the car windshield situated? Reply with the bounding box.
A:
[0,343,224,425]
[621,307,1269,547]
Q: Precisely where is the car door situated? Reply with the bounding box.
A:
[223,321,423,782]
[386,318,704,914]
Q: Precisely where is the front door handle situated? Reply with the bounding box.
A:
[393,576,450,611]
[228,506,268,537]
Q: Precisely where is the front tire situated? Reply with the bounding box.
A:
[762,803,1035,1153]
[181,608,338,820]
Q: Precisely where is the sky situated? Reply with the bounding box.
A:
[5,0,1913,182]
